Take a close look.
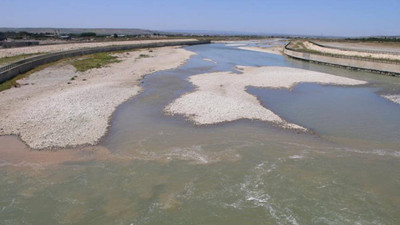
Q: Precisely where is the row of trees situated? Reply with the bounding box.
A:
[0,31,98,40]
[345,37,400,42]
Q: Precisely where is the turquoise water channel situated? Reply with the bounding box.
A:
[1,42,399,225]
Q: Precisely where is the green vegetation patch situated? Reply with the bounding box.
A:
[138,54,151,58]
[289,41,307,50]
[0,53,43,66]
[71,52,121,72]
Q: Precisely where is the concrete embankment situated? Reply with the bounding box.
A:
[283,44,400,76]
[0,40,210,83]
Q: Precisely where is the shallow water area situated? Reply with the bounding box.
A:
[248,83,400,149]
[1,42,400,224]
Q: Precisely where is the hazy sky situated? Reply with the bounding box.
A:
[1,0,399,36]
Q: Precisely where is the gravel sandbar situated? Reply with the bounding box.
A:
[165,66,367,129]
[383,95,400,104]
[0,46,195,149]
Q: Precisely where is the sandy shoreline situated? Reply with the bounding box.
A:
[0,39,196,58]
[238,46,284,55]
[0,46,195,149]
[165,66,366,129]
[203,58,217,63]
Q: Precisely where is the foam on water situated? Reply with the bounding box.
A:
[223,161,300,225]
[288,155,305,159]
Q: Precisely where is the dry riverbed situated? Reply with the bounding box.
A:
[0,46,195,149]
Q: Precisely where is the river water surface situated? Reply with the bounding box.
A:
[1,42,400,225]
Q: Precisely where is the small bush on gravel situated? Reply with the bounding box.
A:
[72,53,121,72]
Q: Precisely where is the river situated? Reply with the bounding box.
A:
[1,41,399,225]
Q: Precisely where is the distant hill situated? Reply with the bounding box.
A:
[160,29,350,38]
[0,27,155,35]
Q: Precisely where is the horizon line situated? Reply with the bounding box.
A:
[0,27,399,39]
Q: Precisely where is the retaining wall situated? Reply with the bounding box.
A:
[283,45,400,76]
[0,40,210,83]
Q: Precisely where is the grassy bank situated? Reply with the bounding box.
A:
[71,52,121,72]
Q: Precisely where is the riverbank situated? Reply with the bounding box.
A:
[0,39,197,58]
[302,41,400,61]
[284,40,400,75]
[311,41,400,54]
[0,46,195,149]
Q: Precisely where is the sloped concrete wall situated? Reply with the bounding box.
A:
[284,47,400,76]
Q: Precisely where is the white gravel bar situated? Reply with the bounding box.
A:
[383,95,400,104]
[0,46,195,149]
[165,66,367,129]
